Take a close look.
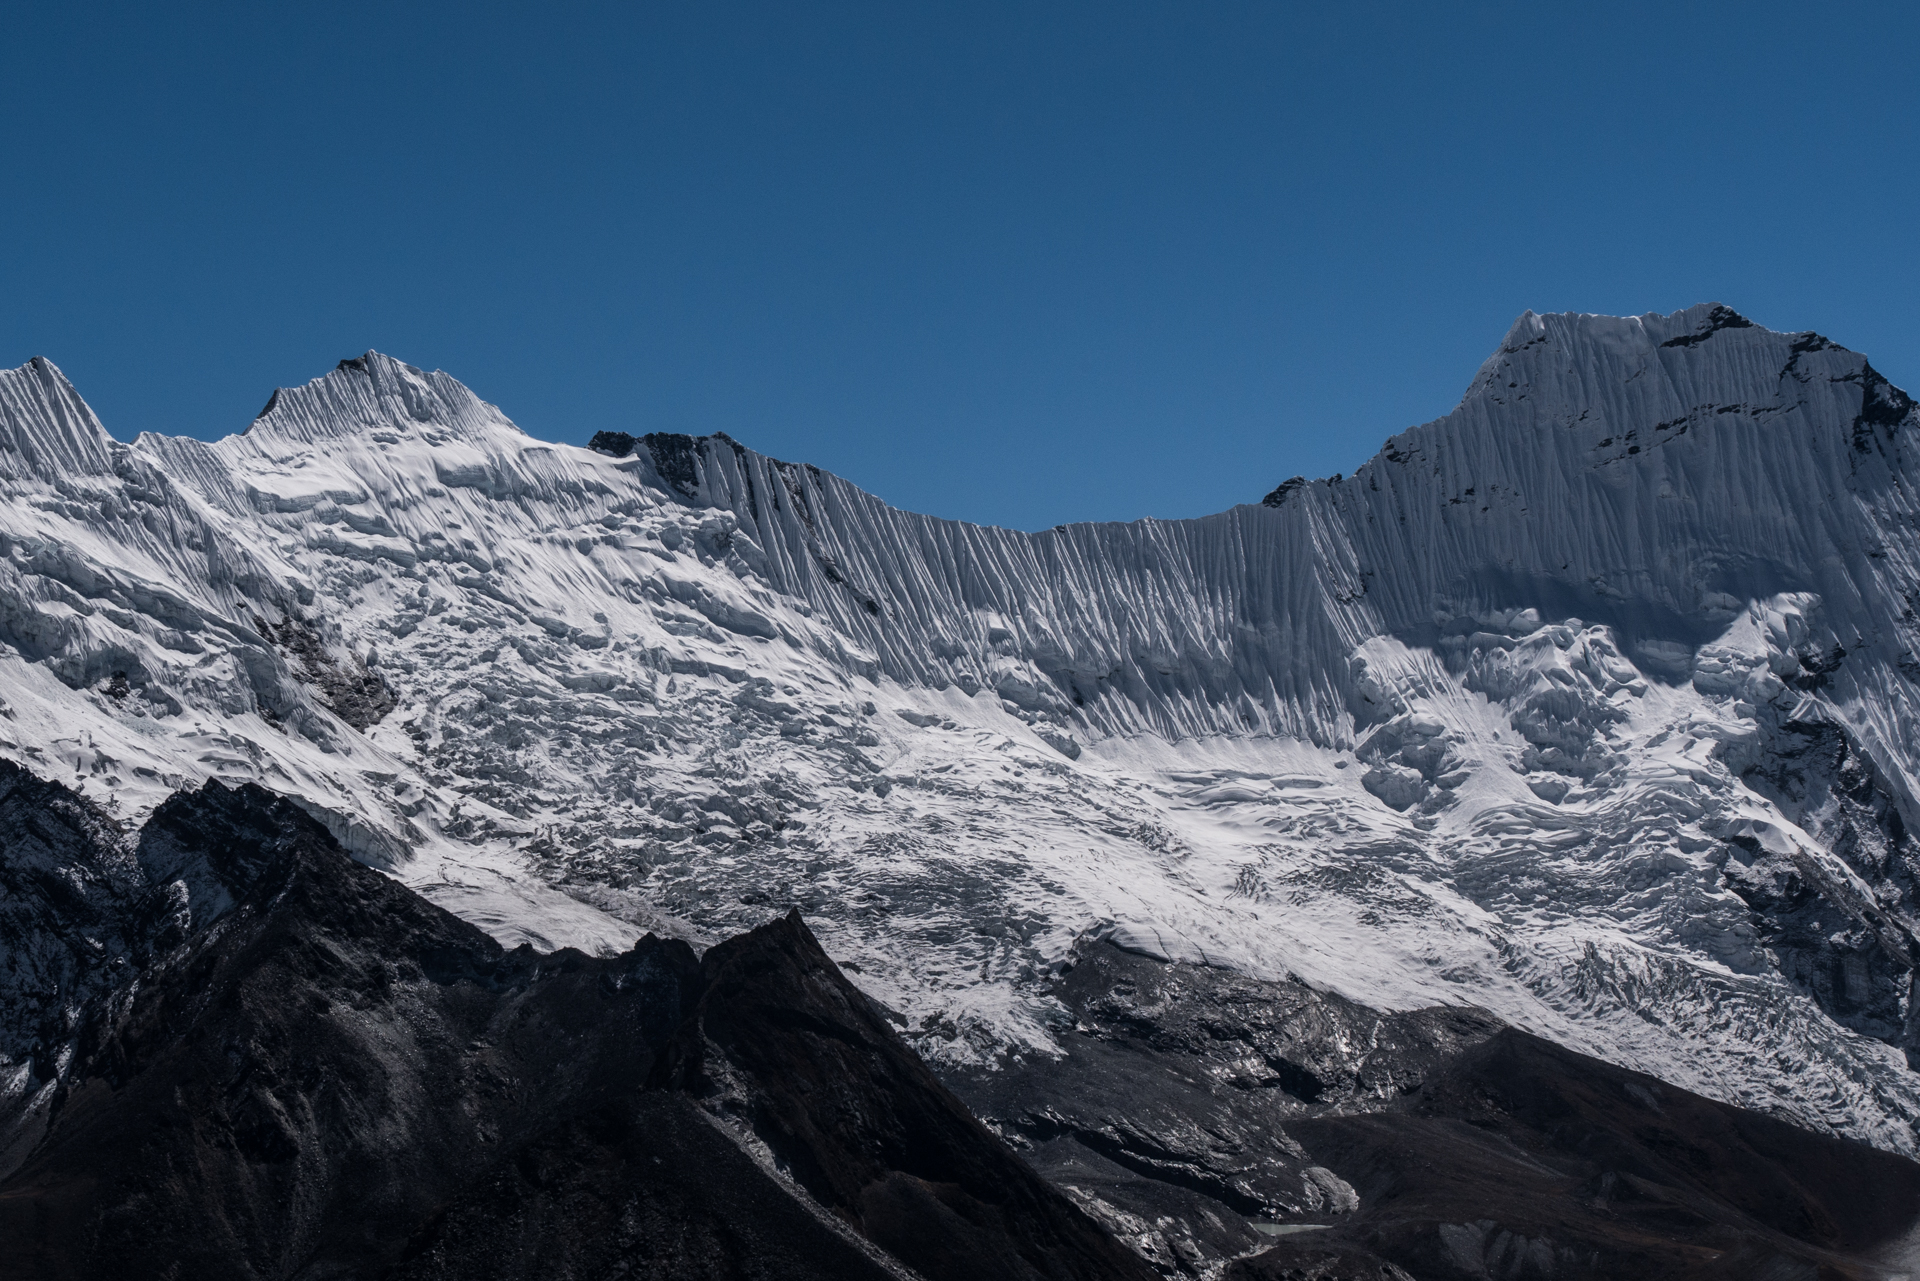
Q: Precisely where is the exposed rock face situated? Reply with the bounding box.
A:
[1734,712,1920,1058]
[953,942,1503,1265]
[0,766,1154,1281]
[586,429,638,457]
[659,915,1151,1281]
[963,943,1920,1279]
[252,610,396,729]
[0,763,152,1176]
[1229,1029,1920,1280]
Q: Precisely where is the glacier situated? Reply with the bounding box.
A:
[3,302,1919,1163]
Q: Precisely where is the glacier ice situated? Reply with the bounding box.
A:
[3,304,1920,1153]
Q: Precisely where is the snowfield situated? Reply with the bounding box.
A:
[4,303,1919,1153]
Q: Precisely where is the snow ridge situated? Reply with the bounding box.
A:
[3,305,1920,1154]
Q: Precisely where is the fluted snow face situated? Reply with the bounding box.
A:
[4,307,1920,1153]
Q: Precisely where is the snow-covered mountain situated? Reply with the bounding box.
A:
[4,303,1919,1161]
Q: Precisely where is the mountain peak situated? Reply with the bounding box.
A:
[240,350,519,450]
[1443,303,1887,435]
[1488,302,1755,360]
[1650,301,1755,348]
[0,354,119,481]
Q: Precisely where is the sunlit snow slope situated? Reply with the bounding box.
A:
[4,304,1919,1153]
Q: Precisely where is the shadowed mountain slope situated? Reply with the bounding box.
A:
[0,765,1154,1281]
[959,938,1920,1279]
[1227,1028,1920,1280]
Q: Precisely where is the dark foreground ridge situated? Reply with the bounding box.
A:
[3,761,1919,1280]
[1231,1030,1920,1280]
[959,940,1920,1279]
[0,763,1153,1281]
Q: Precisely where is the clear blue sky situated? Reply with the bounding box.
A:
[4,3,1916,530]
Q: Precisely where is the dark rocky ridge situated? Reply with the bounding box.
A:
[1229,1029,1920,1279]
[586,429,639,457]
[0,764,155,1177]
[6,759,1920,1279]
[955,942,1920,1279]
[0,765,1153,1281]
[1734,711,1920,1061]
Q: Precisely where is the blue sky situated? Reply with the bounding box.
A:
[3,2,1916,529]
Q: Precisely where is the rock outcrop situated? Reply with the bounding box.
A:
[0,765,1154,1281]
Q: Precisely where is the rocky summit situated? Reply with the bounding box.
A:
[3,304,1920,1275]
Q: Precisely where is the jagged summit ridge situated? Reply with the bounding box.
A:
[0,357,121,482]
[1333,301,1913,641]
[235,350,521,449]
[1,306,1919,1163]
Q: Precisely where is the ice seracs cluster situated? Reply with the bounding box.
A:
[2,303,1919,1154]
